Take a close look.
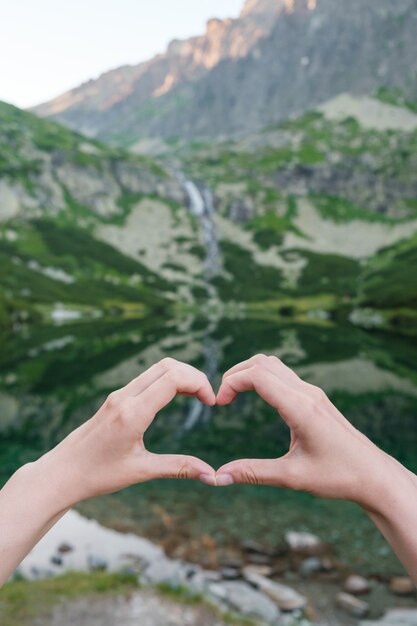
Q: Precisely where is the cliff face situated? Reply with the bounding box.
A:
[31,0,417,144]
[31,0,278,139]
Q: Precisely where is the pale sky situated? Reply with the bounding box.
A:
[0,0,244,109]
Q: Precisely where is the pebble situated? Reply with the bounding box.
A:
[242,540,275,556]
[389,577,415,596]
[344,575,371,595]
[220,567,240,580]
[246,552,273,565]
[57,542,74,554]
[243,564,274,578]
[360,608,417,626]
[87,554,108,572]
[244,571,307,611]
[285,531,324,555]
[299,557,323,578]
[336,592,369,618]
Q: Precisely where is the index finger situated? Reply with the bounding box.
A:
[216,365,309,429]
[134,367,215,430]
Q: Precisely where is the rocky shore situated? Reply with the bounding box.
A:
[11,510,417,626]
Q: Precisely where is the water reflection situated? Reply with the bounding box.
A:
[1,316,416,575]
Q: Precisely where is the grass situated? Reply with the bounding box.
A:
[359,233,417,309]
[0,218,175,329]
[0,571,139,626]
[310,194,403,224]
[0,572,257,626]
[212,241,284,302]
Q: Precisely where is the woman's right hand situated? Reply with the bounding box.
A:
[36,357,217,509]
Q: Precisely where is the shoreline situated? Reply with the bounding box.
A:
[11,509,417,626]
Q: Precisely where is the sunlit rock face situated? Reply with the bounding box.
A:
[32,0,417,143]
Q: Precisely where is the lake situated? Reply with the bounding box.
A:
[1,314,416,577]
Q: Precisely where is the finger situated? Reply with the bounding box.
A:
[117,359,215,400]
[145,452,216,482]
[216,365,307,428]
[215,458,292,488]
[134,367,215,430]
[222,354,302,392]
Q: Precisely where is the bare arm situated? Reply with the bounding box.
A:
[0,358,216,586]
[215,354,417,584]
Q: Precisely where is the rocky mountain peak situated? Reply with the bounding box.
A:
[240,0,317,19]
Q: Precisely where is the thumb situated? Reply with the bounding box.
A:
[215,458,292,487]
[145,452,216,483]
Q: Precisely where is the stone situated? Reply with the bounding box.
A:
[220,567,241,580]
[87,554,108,572]
[243,564,274,578]
[246,553,274,565]
[245,571,307,611]
[344,575,371,595]
[50,555,63,566]
[142,558,186,587]
[57,542,74,554]
[285,531,324,554]
[214,581,281,623]
[360,608,417,626]
[299,557,323,578]
[337,592,369,618]
[389,577,415,596]
[242,540,275,556]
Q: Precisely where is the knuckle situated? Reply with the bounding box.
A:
[308,385,328,408]
[105,390,122,411]
[241,463,259,486]
[113,403,131,427]
[159,357,177,371]
[164,367,180,386]
[268,355,281,365]
[253,354,269,367]
[176,457,192,480]
[249,364,263,381]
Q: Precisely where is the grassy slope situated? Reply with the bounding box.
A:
[175,108,417,328]
[0,102,179,329]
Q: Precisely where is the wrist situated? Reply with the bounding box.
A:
[19,450,79,517]
[358,451,417,518]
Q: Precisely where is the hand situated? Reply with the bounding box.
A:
[215,354,392,508]
[37,358,217,509]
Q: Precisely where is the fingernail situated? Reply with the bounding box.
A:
[199,473,216,486]
[215,473,234,487]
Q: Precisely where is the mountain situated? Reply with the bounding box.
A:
[0,101,194,329]
[32,0,417,146]
[2,96,417,334]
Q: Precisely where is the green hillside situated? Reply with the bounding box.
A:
[1,99,417,334]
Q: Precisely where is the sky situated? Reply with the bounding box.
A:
[0,0,244,109]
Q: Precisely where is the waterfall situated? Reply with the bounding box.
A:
[177,175,222,433]
[182,177,221,279]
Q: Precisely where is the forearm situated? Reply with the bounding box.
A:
[362,455,417,585]
[0,455,73,586]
